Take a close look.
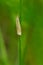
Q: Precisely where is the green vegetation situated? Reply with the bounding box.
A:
[0,0,43,65]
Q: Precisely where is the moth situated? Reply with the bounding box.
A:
[16,16,21,36]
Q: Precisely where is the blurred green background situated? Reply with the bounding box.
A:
[0,0,43,65]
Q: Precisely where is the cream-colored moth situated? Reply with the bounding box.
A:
[16,16,21,36]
